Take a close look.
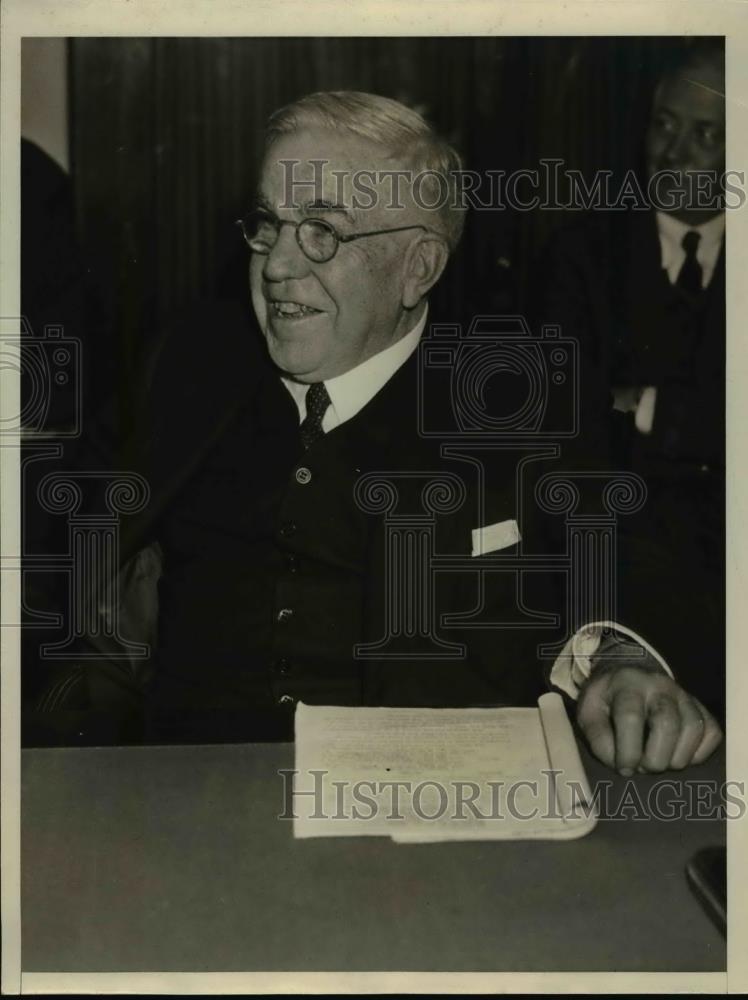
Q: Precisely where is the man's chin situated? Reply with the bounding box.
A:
[266,337,325,382]
[656,202,725,226]
[648,171,724,218]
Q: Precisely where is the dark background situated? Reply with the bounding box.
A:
[61,35,691,402]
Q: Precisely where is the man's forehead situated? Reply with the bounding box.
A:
[655,67,725,120]
[261,155,360,188]
[258,127,403,207]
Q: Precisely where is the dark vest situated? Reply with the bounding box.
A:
[147,349,543,742]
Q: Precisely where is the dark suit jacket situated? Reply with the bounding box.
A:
[535,209,725,472]
[533,210,725,715]
[50,300,558,743]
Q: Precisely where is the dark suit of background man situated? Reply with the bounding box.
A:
[35,90,721,775]
[536,41,726,717]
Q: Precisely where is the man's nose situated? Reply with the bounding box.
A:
[662,129,691,170]
[262,223,310,282]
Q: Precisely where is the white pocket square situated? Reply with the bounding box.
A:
[471,518,521,556]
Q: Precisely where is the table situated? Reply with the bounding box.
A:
[21,741,726,972]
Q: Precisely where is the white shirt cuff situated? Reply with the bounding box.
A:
[634,385,657,435]
[549,620,674,700]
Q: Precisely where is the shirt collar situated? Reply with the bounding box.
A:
[281,307,428,427]
[324,309,427,426]
[656,209,726,262]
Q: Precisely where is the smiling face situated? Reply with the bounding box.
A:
[250,128,428,383]
[645,58,725,224]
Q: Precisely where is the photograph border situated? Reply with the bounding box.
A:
[2,0,746,993]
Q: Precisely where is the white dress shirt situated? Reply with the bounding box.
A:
[279,307,671,699]
[281,310,427,430]
[656,210,725,289]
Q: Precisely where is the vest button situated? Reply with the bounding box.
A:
[286,553,298,573]
[277,607,294,623]
[278,693,296,706]
[279,521,297,538]
[274,658,291,675]
[295,466,312,485]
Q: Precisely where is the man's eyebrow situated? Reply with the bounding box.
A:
[303,199,355,220]
[253,195,355,220]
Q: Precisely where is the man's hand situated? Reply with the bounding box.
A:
[577,665,722,775]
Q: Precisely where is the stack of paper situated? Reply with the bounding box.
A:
[291,693,598,842]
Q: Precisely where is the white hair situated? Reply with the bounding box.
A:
[265,90,466,251]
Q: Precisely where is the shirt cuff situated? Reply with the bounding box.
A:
[634,385,657,435]
[549,620,674,700]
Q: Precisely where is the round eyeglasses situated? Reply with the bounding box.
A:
[236,209,427,264]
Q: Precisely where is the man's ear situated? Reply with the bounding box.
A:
[402,234,450,309]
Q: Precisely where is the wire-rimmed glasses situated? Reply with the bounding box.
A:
[236,208,427,263]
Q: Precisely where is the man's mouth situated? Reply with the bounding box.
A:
[269,300,322,319]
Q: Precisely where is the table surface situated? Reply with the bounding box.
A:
[21,740,726,973]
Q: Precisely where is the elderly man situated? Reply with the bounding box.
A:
[33,90,721,775]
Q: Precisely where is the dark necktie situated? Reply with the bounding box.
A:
[676,230,703,296]
[300,381,331,449]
